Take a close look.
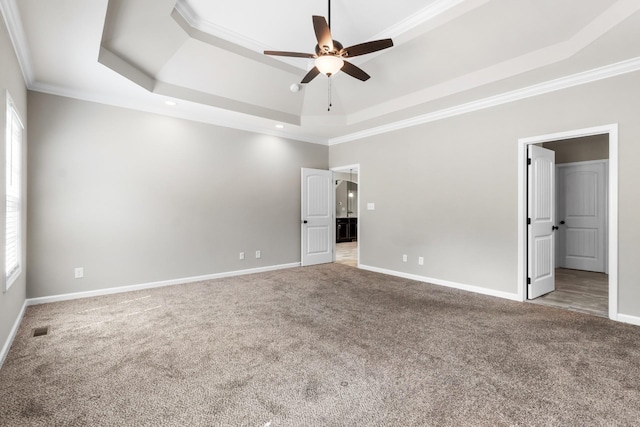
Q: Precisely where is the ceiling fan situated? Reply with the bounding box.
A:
[264,1,393,84]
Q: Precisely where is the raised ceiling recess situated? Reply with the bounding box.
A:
[6,0,640,143]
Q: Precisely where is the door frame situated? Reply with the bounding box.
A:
[330,163,360,266]
[517,124,618,320]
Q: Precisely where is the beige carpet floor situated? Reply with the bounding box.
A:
[1,263,639,426]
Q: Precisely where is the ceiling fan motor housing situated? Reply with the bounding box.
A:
[315,40,344,56]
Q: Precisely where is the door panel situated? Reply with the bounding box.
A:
[566,229,597,257]
[301,168,334,266]
[557,162,606,272]
[528,145,556,299]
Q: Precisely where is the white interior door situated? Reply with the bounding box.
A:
[528,145,556,299]
[557,161,607,273]
[301,168,334,266]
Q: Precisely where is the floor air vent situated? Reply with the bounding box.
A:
[32,326,50,337]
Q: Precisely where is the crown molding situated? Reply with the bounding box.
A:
[372,0,467,40]
[174,0,278,60]
[328,57,640,145]
[169,8,302,75]
[25,56,640,149]
[28,81,328,146]
[172,3,315,72]
[177,0,472,51]
[0,0,34,85]
[174,0,476,71]
[9,0,640,148]
[351,0,640,127]
[174,0,264,52]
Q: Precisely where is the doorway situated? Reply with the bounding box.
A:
[517,125,618,320]
[331,164,360,268]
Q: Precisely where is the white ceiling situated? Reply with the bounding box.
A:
[3,0,640,144]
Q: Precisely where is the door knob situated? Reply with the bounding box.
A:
[552,225,559,231]
[303,220,308,224]
[560,221,565,225]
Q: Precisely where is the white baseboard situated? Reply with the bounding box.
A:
[617,313,640,327]
[0,299,27,369]
[27,262,300,306]
[2,263,299,368]
[5,261,636,369]
[358,264,521,301]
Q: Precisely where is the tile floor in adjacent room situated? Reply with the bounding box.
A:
[530,268,608,317]
[335,242,357,267]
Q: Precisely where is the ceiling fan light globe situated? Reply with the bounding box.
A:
[315,55,344,76]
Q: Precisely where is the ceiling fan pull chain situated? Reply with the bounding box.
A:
[328,78,333,111]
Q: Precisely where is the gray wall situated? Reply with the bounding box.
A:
[543,134,609,164]
[329,71,640,318]
[27,92,327,298]
[0,14,28,356]
[5,20,640,352]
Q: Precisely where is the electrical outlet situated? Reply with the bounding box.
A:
[74,267,84,279]
[255,250,261,259]
[402,254,408,262]
[239,252,245,260]
[418,257,424,265]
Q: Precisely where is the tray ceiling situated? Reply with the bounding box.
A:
[4,0,640,144]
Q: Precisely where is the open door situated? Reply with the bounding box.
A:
[301,168,334,266]
[528,145,556,299]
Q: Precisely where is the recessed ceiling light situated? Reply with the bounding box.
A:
[164,100,177,106]
[275,124,285,129]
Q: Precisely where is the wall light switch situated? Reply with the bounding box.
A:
[367,203,375,210]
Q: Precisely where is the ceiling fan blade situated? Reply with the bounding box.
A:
[301,66,321,84]
[312,15,334,52]
[264,50,315,59]
[341,39,394,58]
[341,61,370,81]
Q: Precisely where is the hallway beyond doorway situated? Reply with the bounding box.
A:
[335,242,357,267]
[529,268,608,317]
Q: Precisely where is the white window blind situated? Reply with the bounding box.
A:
[5,96,22,291]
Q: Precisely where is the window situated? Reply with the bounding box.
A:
[4,93,23,291]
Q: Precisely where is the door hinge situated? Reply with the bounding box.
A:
[527,277,531,284]
[527,218,531,225]
[527,158,532,165]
